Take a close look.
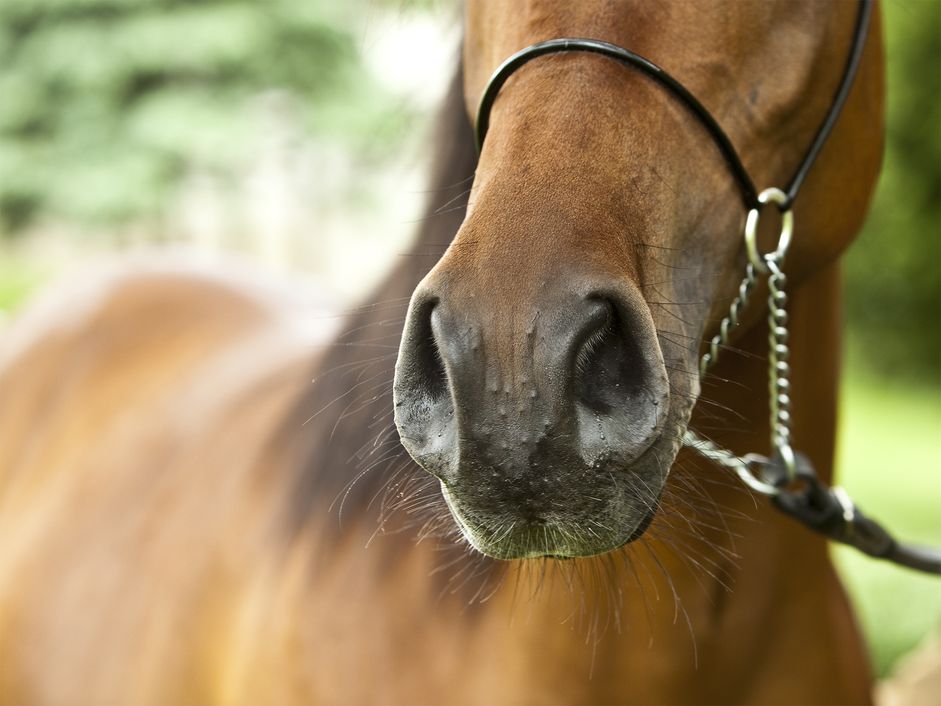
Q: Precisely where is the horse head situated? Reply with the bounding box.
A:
[394,1,883,559]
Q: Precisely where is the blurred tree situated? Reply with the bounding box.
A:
[844,0,941,383]
[0,0,408,232]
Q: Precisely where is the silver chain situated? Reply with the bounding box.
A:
[683,187,795,493]
[765,257,795,473]
[682,429,781,496]
[698,264,758,377]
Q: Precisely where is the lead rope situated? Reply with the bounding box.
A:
[683,189,941,575]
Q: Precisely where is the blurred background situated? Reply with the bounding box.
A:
[0,0,937,679]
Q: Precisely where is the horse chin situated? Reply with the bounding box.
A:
[437,447,671,561]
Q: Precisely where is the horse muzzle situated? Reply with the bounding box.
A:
[393,272,673,559]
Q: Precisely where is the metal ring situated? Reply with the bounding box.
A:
[744,187,794,273]
[774,442,797,480]
[739,454,783,496]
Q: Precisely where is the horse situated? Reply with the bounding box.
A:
[0,1,886,704]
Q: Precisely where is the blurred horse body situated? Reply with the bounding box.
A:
[0,2,886,705]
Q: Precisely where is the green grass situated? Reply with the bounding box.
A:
[834,370,941,677]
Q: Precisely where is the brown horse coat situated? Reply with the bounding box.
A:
[0,259,335,703]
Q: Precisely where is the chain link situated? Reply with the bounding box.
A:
[699,264,758,377]
[765,257,795,474]
[682,430,780,496]
[684,187,796,489]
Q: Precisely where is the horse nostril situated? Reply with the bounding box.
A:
[575,298,647,413]
[571,292,668,467]
[400,298,449,403]
[393,294,457,479]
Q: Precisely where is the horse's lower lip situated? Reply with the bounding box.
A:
[440,482,660,560]
[625,506,657,543]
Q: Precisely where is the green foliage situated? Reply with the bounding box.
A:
[0,0,406,231]
[845,0,941,383]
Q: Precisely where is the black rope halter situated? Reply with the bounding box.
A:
[475,0,873,212]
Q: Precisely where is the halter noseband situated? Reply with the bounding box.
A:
[474,0,872,212]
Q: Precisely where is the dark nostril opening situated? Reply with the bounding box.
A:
[407,299,450,403]
[575,297,648,413]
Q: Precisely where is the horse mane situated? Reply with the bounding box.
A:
[277,57,478,553]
